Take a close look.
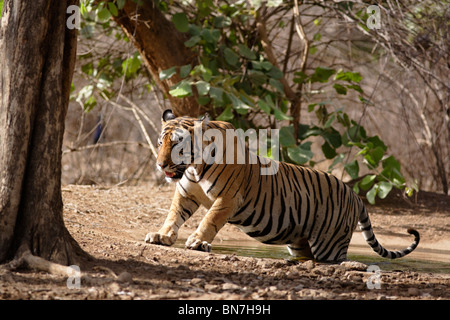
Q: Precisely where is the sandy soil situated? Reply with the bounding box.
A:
[0,183,448,300]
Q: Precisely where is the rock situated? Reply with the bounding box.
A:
[408,287,420,296]
[293,284,304,291]
[117,271,133,284]
[302,260,315,271]
[108,282,120,293]
[222,282,240,291]
[191,278,205,286]
[340,261,368,271]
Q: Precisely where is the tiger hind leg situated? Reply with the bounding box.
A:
[310,237,351,262]
[287,238,314,259]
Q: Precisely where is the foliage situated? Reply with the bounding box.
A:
[164,1,291,128]
[75,0,419,203]
[72,0,145,112]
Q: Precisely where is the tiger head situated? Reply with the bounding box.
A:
[156,109,207,182]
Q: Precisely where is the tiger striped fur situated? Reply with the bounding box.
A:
[145,110,420,262]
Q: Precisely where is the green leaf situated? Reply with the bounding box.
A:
[335,70,362,83]
[378,181,393,199]
[333,83,347,95]
[364,146,385,168]
[195,81,210,96]
[367,136,387,152]
[216,106,234,121]
[279,126,296,147]
[347,84,363,93]
[117,0,126,10]
[273,108,292,121]
[172,13,189,33]
[237,44,256,60]
[359,95,374,105]
[180,64,192,78]
[360,174,376,191]
[197,96,210,105]
[324,114,335,128]
[248,70,267,86]
[201,29,220,44]
[261,61,273,71]
[257,100,271,115]
[322,129,342,148]
[107,2,118,16]
[80,2,88,18]
[267,66,283,80]
[169,81,192,98]
[269,78,284,94]
[81,62,94,76]
[321,141,337,159]
[184,35,201,48]
[382,155,401,171]
[344,160,359,180]
[329,153,345,171]
[227,93,250,114]
[310,67,335,83]
[209,87,224,104]
[97,7,112,22]
[159,67,177,80]
[214,15,232,28]
[252,60,273,71]
[122,53,141,77]
[293,71,308,84]
[366,184,378,204]
[353,181,360,194]
[223,47,240,66]
[288,145,314,165]
[200,66,213,82]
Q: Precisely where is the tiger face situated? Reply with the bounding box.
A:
[156,110,195,182]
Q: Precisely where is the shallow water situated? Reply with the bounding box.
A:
[177,240,450,274]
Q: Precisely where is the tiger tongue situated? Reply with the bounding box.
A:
[164,171,175,178]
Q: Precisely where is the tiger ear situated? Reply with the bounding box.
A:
[162,109,176,124]
[200,113,210,122]
[200,113,210,130]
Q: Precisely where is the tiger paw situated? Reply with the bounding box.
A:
[144,231,176,246]
[185,236,211,252]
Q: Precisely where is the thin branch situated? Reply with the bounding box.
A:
[292,0,309,74]
[100,92,159,158]
[282,16,295,75]
[256,9,296,101]
[63,141,151,155]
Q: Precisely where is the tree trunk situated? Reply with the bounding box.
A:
[111,0,201,117]
[0,0,85,264]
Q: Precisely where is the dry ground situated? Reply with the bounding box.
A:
[0,183,449,300]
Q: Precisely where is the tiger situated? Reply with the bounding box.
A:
[145,109,420,262]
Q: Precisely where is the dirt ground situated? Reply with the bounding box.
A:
[0,183,448,300]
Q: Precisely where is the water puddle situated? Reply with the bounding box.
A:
[176,239,450,274]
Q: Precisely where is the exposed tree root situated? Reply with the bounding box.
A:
[1,249,130,288]
[6,250,82,278]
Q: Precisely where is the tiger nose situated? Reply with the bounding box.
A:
[157,161,168,169]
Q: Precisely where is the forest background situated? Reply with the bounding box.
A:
[60,0,449,200]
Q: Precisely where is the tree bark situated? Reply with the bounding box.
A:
[112,0,201,117]
[0,0,86,264]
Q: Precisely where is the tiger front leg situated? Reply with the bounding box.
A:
[145,190,199,247]
[185,198,238,252]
